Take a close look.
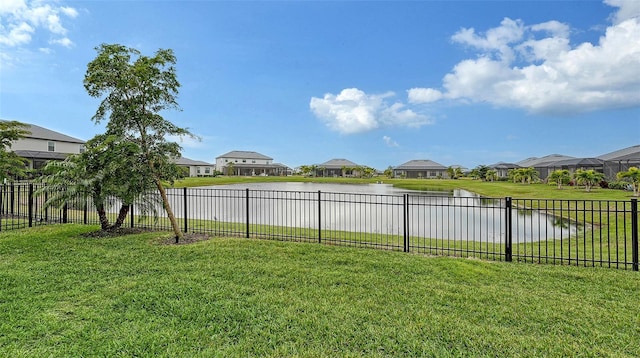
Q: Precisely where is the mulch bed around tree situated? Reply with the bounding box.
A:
[81,227,213,245]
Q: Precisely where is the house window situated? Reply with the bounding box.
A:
[242,160,246,163]
[225,159,228,162]
[252,160,256,163]
[205,168,210,174]
[48,141,55,152]
[79,145,86,153]
[197,167,201,174]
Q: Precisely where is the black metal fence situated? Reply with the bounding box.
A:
[2,184,638,271]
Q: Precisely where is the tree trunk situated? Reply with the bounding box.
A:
[155,178,182,242]
[109,204,130,230]
[97,205,110,231]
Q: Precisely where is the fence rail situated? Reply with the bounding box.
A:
[1,184,638,271]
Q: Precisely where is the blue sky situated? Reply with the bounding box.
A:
[1,0,638,170]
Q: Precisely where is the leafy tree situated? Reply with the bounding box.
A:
[308,164,319,177]
[573,169,604,192]
[360,166,376,178]
[485,169,498,182]
[446,166,463,179]
[469,165,489,180]
[84,43,198,242]
[38,134,161,231]
[617,167,640,196]
[383,166,394,178]
[0,121,30,182]
[510,167,539,184]
[548,169,572,189]
[225,162,236,176]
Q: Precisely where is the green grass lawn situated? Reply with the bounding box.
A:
[1,224,639,357]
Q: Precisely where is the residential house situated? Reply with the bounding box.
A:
[393,160,447,179]
[7,122,85,172]
[598,145,640,179]
[316,159,361,177]
[516,154,575,180]
[175,157,215,177]
[215,151,289,176]
[545,157,605,177]
[488,162,521,179]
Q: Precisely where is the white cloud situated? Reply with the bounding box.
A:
[419,0,640,115]
[383,136,399,147]
[407,88,442,104]
[50,37,73,48]
[0,0,78,49]
[605,0,640,24]
[310,88,432,134]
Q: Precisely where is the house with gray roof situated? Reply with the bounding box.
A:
[316,158,362,177]
[393,159,447,179]
[546,157,605,173]
[516,154,575,180]
[6,122,85,171]
[598,144,640,179]
[175,157,215,177]
[215,150,289,176]
[488,162,521,179]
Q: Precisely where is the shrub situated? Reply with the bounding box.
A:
[607,181,632,191]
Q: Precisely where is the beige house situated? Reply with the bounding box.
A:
[175,157,215,177]
[7,122,85,171]
[216,150,290,176]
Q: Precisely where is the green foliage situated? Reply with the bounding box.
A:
[508,167,539,184]
[0,225,638,356]
[446,166,463,179]
[0,121,30,182]
[616,167,640,196]
[549,169,572,189]
[383,165,394,178]
[573,169,605,192]
[37,135,162,230]
[84,43,199,240]
[484,169,498,182]
[469,165,489,180]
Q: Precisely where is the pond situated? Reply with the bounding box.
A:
[169,182,577,243]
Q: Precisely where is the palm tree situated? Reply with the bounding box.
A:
[549,169,572,189]
[513,167,538,184]
[617,167,640,196]
[573,169,605,192]
[38,135,160,231]
[446,166,463,179]
[485,169,498,182]
[383,166,393,178]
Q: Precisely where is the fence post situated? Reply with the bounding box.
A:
[404,194,409,253]
[631,198,638,272]
[44,192,49,223]
[246,188,250,238]
[505,197,513,262]
[183,187,188,233]
[130,204,134,228]
[10,183,15,216]
[318,190,322,243]
[28,184,33,228]
[0,185,3,231]
[63,203,68,224]
[83,198,88,225]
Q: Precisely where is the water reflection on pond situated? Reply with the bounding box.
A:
[185,182,576,243]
